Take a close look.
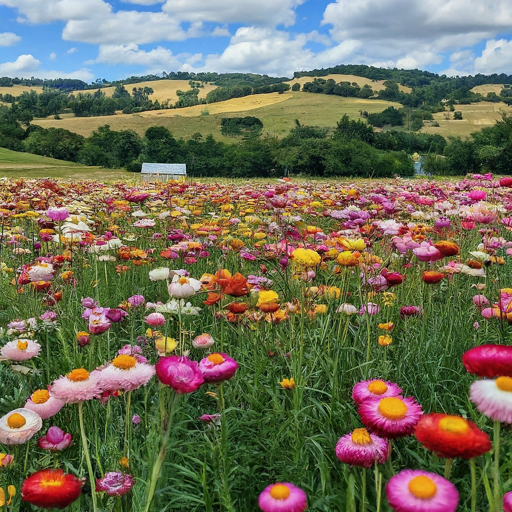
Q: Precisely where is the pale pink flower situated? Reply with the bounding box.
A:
[1,339,41,361]
[0,409,42,445]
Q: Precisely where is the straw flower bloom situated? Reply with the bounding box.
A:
[37,426,72,451]
[192,333,215,349]
[1,339,41,361]
[352,379,402,405]
[386,469,458,512]
[414,413,491,459]
[98,355,155,392]
[258,482,307,512]
[504,491,512,512]
[155,356,204,394]
[358,396,422,438]
[149,267,170,281]
[24,389,65,420]
[51,368,101,403]
[335,428,389,468]
[280,378,295,390]
[470,377,512,423]
[462,344,512,378]
[0,409,42,445]
[96,472,135,496]
[199,353,238,383]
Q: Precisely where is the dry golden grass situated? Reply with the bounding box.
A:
[33,91,401,141]
[286,74,412,93]
[0,85,43,96]
[471,84,504,96]
[73,80,217,104]
[421,101,512,138]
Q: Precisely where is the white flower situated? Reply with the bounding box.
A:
[158,211,171,219]
[61,221,91,233]
[168,275,201,298]
[460,265,486,277]
[149,267,170,281]
[97,255,116,262]
[132,210,148,217]
[469,251,490,262]
[133,219,156,228]
[337,303,358,315]
[155,299,201,316]
[28,263,54,282]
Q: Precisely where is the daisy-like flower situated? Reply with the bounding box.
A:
[1,339,41,361]
[335,428,389,468]
[462,344,512,378]
[414,413,491,459]
[168,274,202,298]
[155,356,204,394]
[352,379,402,405]
[386,469,458,512]
[51,368,101,403]
[358,396,422,439]
[24,389,65,420]
[0,409,42,445]
[199,353,239,383]
[96,472,135,497]
[98,355,155,392]
[470,376,512,423]
[22,469,83,509]
[258,482,307,512]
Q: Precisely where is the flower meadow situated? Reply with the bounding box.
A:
[1,176,512,510]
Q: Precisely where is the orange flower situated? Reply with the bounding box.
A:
[218,273,249,297]
[203,293,222,306]
[378,335,392,346]
[280,378,295,390]
[258,303,280,313]
[422,271,444,284]
[466,260,483,269]
[378,322,394,331]
[227,303,249,314]
[434,241,460,257]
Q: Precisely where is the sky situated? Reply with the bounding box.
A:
[2,0,512,83]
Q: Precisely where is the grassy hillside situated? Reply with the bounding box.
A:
[0,85,43,96]
[470,84,504,95]
[33,91,401,140]
[0,147,126,179]
[286,74,412,93]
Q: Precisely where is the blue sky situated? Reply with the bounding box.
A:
[1,0,512,83]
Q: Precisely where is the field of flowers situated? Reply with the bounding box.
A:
[1,175,512,511]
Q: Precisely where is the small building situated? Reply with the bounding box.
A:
[141,163,186,182]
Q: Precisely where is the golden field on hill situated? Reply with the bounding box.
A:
[0,85,43,97]
[33,91,401,141]
[286,74,412,93]
[470,84,505,96]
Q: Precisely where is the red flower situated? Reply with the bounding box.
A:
[500,177,512,188]
[22,469,83,509]
[415,413,491,459]
[227,302,249,314]
[462,344,512,378]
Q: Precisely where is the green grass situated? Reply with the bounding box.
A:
[0,147,128,180]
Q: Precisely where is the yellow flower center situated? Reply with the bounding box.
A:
[207,353,225,366]
[67,368,90,382]
[179,277,188,285]
[16,341,28,351]
[270,484,291,500]
[439,416,469,434]
[7,413,26,429]
[40,476,65,488]
[378,397,407,421]
[31,390,50,404]
[351,428,372,446]
[368,380,388,395]
[112,355,137,370]
[408,476,437,500]
[496,376,512,392]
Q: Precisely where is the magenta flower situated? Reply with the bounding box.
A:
[462,344,512,378]
[88,310,112,335]
[400,306,423,318]
[258,483,307,512]
[47,207,69,222]
[105,309,127,323]
[412,242,443,262]
[199,353,238,383]
[336,428,389,468]
[38,426,72,451]
[352,379,402,405]
[96,472,135,496]
[504,491,512,512]
[386,469,458,512]
[132,415,141,425]
[155,356,204,394]
[198,414,221,424]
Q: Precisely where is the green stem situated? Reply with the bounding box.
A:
[218,383,234,512]
[444,458,452,480]
[144,389,178,512]
[78,402,98,512]
[23,440,30,475]
[361,467,366,512]
[494,421,501,512]
[470,458,477,512]
[124,390,132,458]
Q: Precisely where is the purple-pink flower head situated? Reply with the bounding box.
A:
[51,368,101,403]
[412,243,443,263]
[199,353,239,383]
[504,491,512,512]
[258,482,307,512]
[335,428,389,468]
[81,297,98,309]
[127,295,145,307]
[88,310,112,335]
[95,472,135,497]
[155,356,204,394]
[98,355,155,392]
[105,308,127,323]
[386,469,458,512]
[358,396,422,439]
[462,344,512,378]
[24,389,64,420]
[37,426,72,451]
[352,379,402,405]
[47,207,69,222]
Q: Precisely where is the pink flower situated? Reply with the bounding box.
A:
[47,207,69,222]
[359,302,381,315]
[38,426,72,451]
[472,295,489,308]
[1,339,41,361]
[386,469,458,512]
[335,428,389,468]
[198,414,221,424]
[145,313,166,327]
[88,310,112,335]
[132,415,141,425]
[400,306,423,318]
[155,356,204,394]
[25,390,65,420]
[98,355,155,392]
[168,275,202,298]
[258,483,307,512]
[468,190,486,201]
[352,379,402,405]
[51,369,102,403]
[192,333,215,349]
[504,491,512,512]
[96,472,135,496]
[0,409,42,445]
[462,344,512,378]
[470,378,512,423]
[127,295,145,307]
[412,242,443,262]
[358,396,422,439]
[199,353,238,383]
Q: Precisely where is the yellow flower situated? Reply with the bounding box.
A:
[280,378,295,390]
[314,304,328,314]
[382,292,397,306]
[337,251,360,267]
[119,457,129,469]
[378,322,395,331]
[378,335,393,347]
[155,337,178,355]
[229,239,245,251]
[292,248,321,267]
[256,290,279,306]
[342,238,366,251]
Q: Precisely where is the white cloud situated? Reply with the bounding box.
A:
[162,0,306,26]
[212,26,230,37]
[474,39,512,75]
[66,47,77,54]
[0,32,21,46]
[92,44,182,73]
[121,0,164,4]
[49,52,57,60]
